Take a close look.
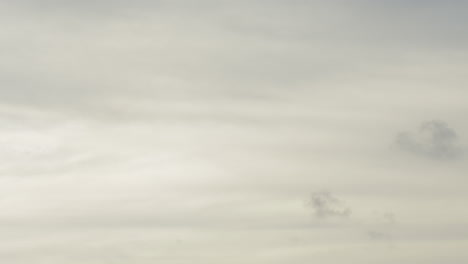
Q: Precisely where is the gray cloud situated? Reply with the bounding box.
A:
[307,191,351,219]
[306,193,399,246]
[396,120,464,160]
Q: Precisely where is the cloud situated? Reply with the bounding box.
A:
[307,191,351,219]
[306,193,398,245]
[396,120,464,160]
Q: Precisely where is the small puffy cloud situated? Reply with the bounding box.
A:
[396,120,464,160]
[307,191,351,219]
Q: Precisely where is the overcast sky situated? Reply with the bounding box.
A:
[1,1,468,263]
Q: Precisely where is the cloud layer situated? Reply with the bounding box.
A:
[0,1,468,263]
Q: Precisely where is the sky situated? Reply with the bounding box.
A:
[0,0,468,263]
